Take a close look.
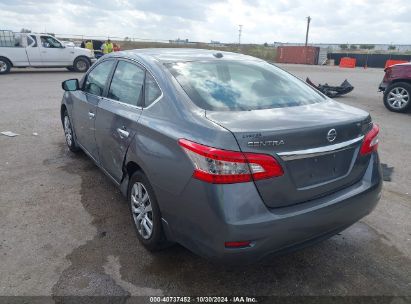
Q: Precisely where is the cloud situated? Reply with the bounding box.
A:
[0,0,410,44]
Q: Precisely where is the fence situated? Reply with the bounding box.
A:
[329,53,411,68]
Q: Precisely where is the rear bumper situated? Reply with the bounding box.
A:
[158,153,382,264]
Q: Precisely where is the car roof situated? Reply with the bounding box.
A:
[104,48,263,64]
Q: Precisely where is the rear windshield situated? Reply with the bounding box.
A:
[166,60,326,111]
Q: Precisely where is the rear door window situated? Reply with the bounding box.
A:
[144,73,162,107]
[30,35,37,47]
[26,35,35,47]
[107,61,145,106]
[84,60,115,96]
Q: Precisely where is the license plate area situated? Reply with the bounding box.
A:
[286,148,355,188]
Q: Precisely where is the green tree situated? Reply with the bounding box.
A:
[340,44,348,50]
[388,45,396,50]
[349,44,358,50]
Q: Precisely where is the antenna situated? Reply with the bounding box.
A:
[305,16,311,46]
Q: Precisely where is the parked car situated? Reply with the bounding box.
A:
[0,30,96,74]
[61,49,382,263]
[379,62,411,112]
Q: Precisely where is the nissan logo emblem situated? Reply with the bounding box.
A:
[327,129,337,142]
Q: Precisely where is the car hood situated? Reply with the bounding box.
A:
[73,46,94,57]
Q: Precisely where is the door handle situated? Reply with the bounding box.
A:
[88,112,95,119]
[117,128,129,139]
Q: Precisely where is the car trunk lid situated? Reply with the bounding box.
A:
[206,101,372,208]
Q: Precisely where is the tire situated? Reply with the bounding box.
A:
[66,66,75,72]
[0,57,11,75]
[128,171,166,251]
[62,109,80,152]
[73,57,90,73]
[383,82,411,113]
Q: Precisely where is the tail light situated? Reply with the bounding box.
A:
[178,139,284,184]
[225,241,251,248]
[360,124,379,155]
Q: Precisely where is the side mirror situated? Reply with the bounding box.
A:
[62,79,79,91]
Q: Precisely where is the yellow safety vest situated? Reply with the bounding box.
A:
[85,41,93,50]
[103,43,114,54]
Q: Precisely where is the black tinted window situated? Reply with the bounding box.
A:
[166,61,325,111]
[84,60,114,96]
[108,61,145,106]
[30,35,37,47]
[144,73,161,107]
[26,36,35,47]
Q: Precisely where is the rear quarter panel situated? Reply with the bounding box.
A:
[124,73,239,196]
[123,92,241,244]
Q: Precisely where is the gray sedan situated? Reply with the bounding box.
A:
[61,49,382,263]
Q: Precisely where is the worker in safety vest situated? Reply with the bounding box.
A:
[102,39,114,54]
[85,40,93,51]
[85,40,94,56]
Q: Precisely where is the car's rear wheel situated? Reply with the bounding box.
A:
[383,82,411,113]
[63,110,80,152]
[73,57,90,73]
[128,171,166,251]
[0,57,11,75]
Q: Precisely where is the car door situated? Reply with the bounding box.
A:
[71,59,116,162]
[24,35,42,66]
[39,35,72,66]
[94,59,147,183]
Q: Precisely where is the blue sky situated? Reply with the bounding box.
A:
[1,0,410,44]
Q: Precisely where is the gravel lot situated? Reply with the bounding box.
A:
[0,64,410,300]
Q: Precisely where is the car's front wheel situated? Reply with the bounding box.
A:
[63,110,80,152]
[383,82,411,113]
[128,171,166,251]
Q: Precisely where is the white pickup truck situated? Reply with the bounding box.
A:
[0,31,96,74]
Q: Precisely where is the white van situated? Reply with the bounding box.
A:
[0,31,96,74]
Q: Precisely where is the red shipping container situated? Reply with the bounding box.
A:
[276,46,320,65]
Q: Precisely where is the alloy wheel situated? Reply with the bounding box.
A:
[387,87,409,109]
[130,182,154,239]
